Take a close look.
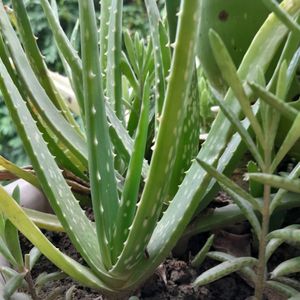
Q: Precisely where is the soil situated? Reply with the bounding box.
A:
[25,229,254,300]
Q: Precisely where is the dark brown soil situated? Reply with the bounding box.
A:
[26,231,253,300]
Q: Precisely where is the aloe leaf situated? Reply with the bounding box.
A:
[38,0,82,78]
[165,70,201,203]
[193,257,257,287]
[79,0,119,268]
[166,71,201,201]
[145,0,166,119]
[249,173,300,193]
[272,113,300,171]
[158,22,171,78]
[0,3,87,165]
[272,257,300,278]
[106,0,123,119]
[212,89,265,169]
[11,0,81,131]
[99,0,110,80]
[106,102,149,178]
[23,208,64,233]
[0,156,39,188]
[261,0,300,35]
[113,76,150,260]
[110,0,202,276]
[289,293,300,299]
[249,82,298,121]
[4,187,23,269]
[0,187,109,290]
[209,29,264,146]
[38,0,85,117]
[123,30,139,77]
[197,159,261,211]
[165,0,180,43]
[191,235,214,268]
[184,205,244,239]
[120,53,139,92]
[3,273,25,300]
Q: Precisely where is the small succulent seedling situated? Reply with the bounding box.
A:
[193,2,300,298]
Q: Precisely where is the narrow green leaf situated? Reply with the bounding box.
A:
[270,162,300,212]
[184,205,244,239]
[3,273,25,300]
[106,0,123,119]
[5,187,23,269]
[11,0,81,130]
[192,257,257,287]
[24,208,64,233]
[266,225,300,262]
[197,159,262,211]
[249,81,298,121]
[28,247,41,271]
[99,0,110,81]
[266,280,299,297]
[261,0,300,35]
[209,29,265,147]
[272,257,300,278]
[123,30,139,76]
[113,76,150,260]
[166,0,180,43]
[249,173,300,193]
[212,89,265,169]
[0,238,18,267]
[79,0,119,268]
[191,235,214,268]
[268,228,300,242]
[145,0,166,119]
[271,113,300,172]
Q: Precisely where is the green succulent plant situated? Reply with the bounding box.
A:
[192,2,300,299]
[0,0,298,298]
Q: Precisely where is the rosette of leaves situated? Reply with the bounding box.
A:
[0,0,298,297]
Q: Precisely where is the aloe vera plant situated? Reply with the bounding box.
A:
[0,0,299,297]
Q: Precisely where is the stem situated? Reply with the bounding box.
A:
[25,271,40,300]
[255,144,272,299]
[255,184,271,300]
